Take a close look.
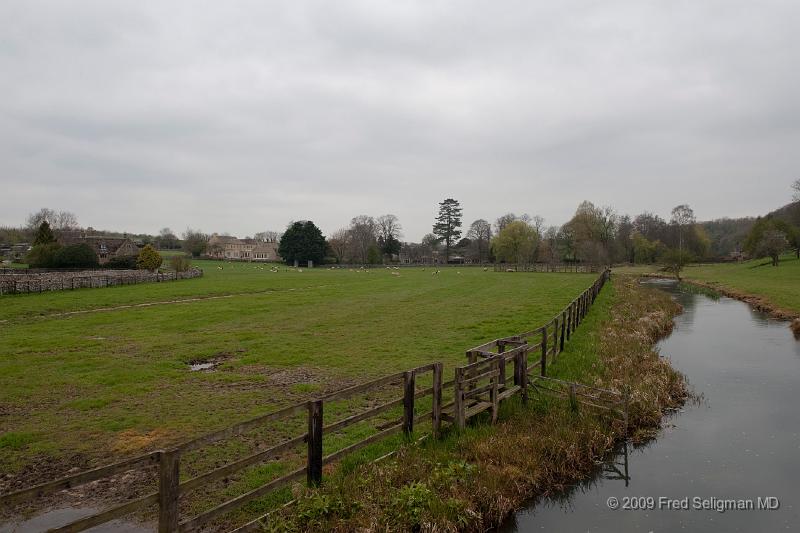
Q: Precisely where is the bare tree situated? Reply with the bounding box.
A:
[494,213,530,234]
[254,230,281,242]
[328,228,351,263]
[670,204,696,254]
[531,215,545,235]
[182,228,209,258]
[467,219,492,263]
[26,208,78,231]
[377,214,402,242]
[349,215,378,264]
[793,178,800,201]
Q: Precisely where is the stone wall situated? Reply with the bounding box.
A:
[0,268,203,295]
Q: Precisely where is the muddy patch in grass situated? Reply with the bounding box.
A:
[187,350,242,372]
[0,450,159,527]
[197,364,358,398]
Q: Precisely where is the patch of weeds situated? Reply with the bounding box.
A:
[291,383,319,395]
[428,496,473,528]
[428,460,475,491]
[389,481,434,527]
[0,431,35,450]
[68,397,112,411]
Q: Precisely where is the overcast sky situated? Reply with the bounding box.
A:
[1,1,798,240]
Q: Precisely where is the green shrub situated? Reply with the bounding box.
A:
[26,243,62,268]
[136,245,163,271]
[53,243,99,269]
[168,255,191,272]
[105,255,138,269]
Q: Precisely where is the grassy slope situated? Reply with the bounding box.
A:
[0,264,596,477]
[684,254,800,315]
[613,254,800,316]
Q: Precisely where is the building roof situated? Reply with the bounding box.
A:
[59,235,135,255]
[208,234,242,245]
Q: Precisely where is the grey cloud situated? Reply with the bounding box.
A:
[1,0,797,238]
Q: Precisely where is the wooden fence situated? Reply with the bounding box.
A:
[0,269,612,532]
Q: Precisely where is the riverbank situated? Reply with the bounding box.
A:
[263,277,687,532]
[615,256,800,335]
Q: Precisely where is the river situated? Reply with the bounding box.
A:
[500,279,800,532]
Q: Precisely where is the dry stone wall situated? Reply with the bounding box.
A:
[0,268,203,295]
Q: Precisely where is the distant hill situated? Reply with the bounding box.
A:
[699,201,800,259]
[768,200,800,224]
[700,217,755,258]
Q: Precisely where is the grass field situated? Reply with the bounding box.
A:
[0,261,598,486]
[613,254,800,316]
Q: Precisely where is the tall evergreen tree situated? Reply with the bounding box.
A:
[33,221,56,246]
[278,221,327,265]
[432,198,463,262]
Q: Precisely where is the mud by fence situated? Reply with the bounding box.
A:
[0,268,204,295]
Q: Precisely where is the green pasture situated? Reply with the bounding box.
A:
[0,262,597,476]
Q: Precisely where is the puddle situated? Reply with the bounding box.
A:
[189,361,219,371]
[188,350,242,372]
[0,507,149,533]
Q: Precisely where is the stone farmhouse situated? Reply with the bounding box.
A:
[59,231,140,265]
[206,234,281,262]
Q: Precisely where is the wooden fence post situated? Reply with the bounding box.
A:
[307,400,323,486]
[432,363,443,438]
[403,371,416,436]
[496,341,506,386]
[560,311,566,352]
[158,448,180,533]
[490,359,499,423]
[566,304,572,339]
[517,348,528,404]
[541,326,548,377]
[454,368,465,430]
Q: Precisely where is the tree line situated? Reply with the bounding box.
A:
[5,181,800,269]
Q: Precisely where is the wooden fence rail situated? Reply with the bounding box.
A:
[0,269,611,532]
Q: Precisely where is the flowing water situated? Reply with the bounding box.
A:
[501,279,800,532]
